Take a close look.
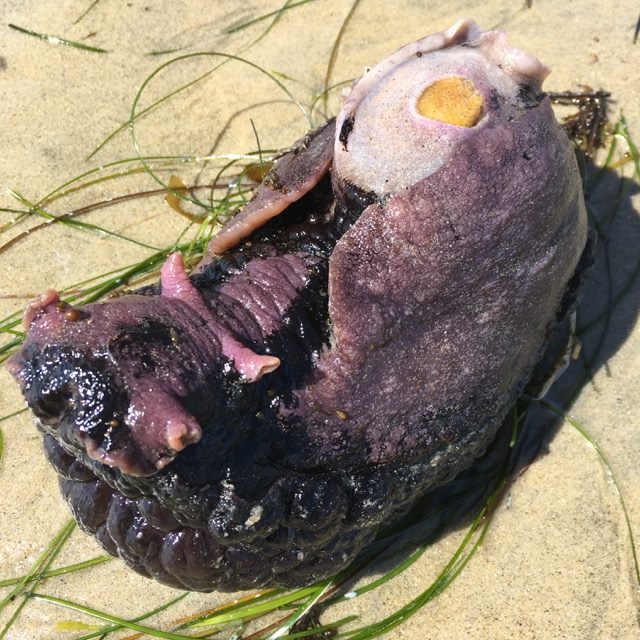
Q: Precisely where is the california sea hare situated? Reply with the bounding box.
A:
[9,19,588,591]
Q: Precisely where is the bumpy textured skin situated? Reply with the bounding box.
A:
[9,19,588,591]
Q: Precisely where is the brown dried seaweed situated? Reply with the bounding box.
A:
[548,89,611,156]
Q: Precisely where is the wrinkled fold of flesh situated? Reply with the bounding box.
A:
[9,19,589,591]
[208,120,336,254]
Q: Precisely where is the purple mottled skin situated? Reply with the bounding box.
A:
[9,19,587,590]
[299,99,585,469]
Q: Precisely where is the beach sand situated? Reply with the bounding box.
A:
[0,1,639,638]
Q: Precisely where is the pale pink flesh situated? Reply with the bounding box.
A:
[23,288,61,329]
[126,389,203,469]
[160,252,202,307]
[220,334,281,382]
[85,389,203,475]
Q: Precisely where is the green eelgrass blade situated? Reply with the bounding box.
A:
[0,520,76,612]
[7,189,162,252]
[77,241,199,304]
[187,586,320,628]
[250,119,265,175]
[325,544,429,607]
[0,556,111,589]
[309,79,353,124]
[87,0,310,161]
[129,51,311,203]
[0,520,76,638]
[536,398,640,584]
[1,181,214,258]
[263,580,334,640]
[0,598,27,640]
[65,234,205,304]
[224,0,317,34]
[0,339,23,363]
[0,328,24,337]
[322,0,362,114]
[334,514,491,639]
[285,616,359,639]
[173,589,282,632]
[35,155,203,207]
[147,47,189,57]
[0,156,250,258]
[30,593,198,640]
[73,0,103,24]
[68,592,189,640]
[236,0,302,50]
[0,318,24,334]
[8,24,108,53]
[619,114,640,181]
[85,70,227,160]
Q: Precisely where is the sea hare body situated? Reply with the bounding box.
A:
[9,20,588,590]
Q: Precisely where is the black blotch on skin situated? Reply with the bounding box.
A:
[332,179,378,236]
[19,344,126,446]
[339,115,355,151]
[518,84,542,109]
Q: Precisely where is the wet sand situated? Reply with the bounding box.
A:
[0,1,639,638]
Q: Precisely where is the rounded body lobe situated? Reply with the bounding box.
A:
[301,99,586,468]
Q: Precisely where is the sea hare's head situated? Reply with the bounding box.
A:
[8,286,220,477]
[333,18,550,202]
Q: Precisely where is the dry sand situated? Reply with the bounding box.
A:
[0,1,639,638]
